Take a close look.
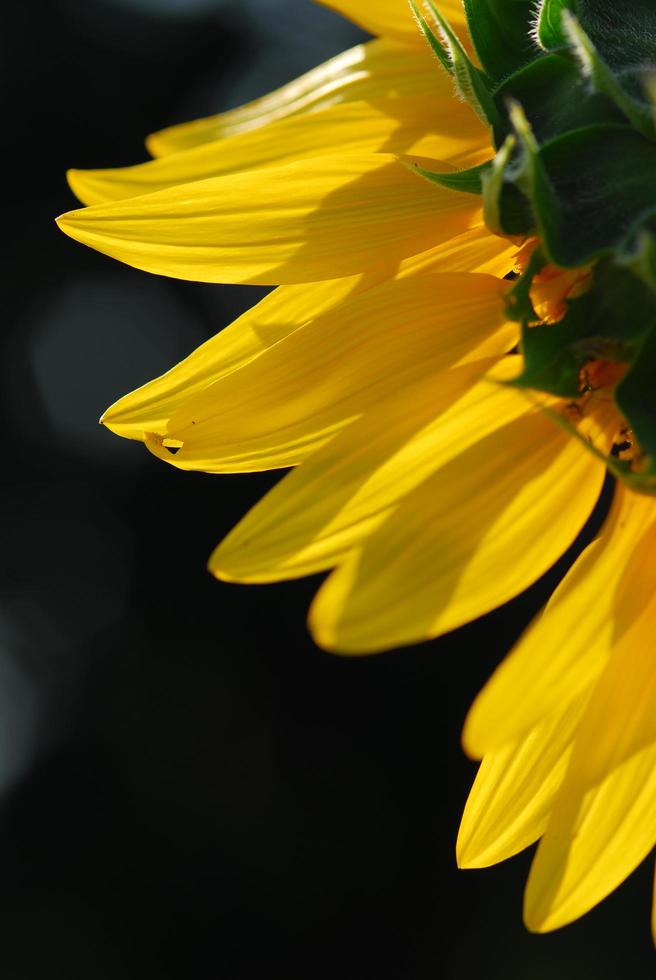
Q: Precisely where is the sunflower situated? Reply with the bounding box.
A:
[56,0,656,942]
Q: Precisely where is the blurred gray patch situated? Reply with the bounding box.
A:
[224,1,365,107]
[105,0,229,15]
[30,272,209,463]
[0,620,38,796]
[158,0,365,134]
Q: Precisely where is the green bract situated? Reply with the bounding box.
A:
[421,0,656,491]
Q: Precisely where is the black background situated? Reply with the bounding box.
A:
[1,0,653,976]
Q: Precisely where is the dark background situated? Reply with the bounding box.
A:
[1,0,653,976]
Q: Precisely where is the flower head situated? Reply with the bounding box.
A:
[57,0,656,943]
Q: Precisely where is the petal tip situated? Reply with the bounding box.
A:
[522,906,551,935]
[145,132,162,158]
[66,168,100,207]
[207,538,275,586]
[307,611,337,653]
[55,208,84,235]
[455,837,475,870]
[208,564,237,584]
[522,887,564,935]
[460,716,484,761]
[455,828,499,870]
[307,604,360,657]
[66,167,82,196]
[207,553,242,585]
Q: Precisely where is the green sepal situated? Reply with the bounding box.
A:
[408,0,452,76]
[536,0,656,71]
[492,53,624,147]
[521,122,656,267]
[615,325,656,489]
[562,12,656,140]
[514,262,656,398]
[408,159,490,195]
[504,245,546,325]
[507,102,563,247]
[572,0,656,71]
[534,0,572,51]
[461,0,537,82]
[421,0,501,130]
[481,133,534,236]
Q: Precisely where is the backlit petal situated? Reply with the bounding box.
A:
[102,229,517,441]
[524,614,656,932]
[457,694,588,868]
[138,272,515,472]
[211,359,529,581]
[463,487,656,757]
[69,96,488,206]
[147,39,448,154]
[309,411,606,652]
[398,225,516,278]
[57,154,481,286]
[103,276,366,441]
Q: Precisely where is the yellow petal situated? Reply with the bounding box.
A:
[398,225,517,278]
[463,486,656,758]
[56,153,481,286]
[309,409,606,653]
[102,228,516,442]
[457,694,588,869]
[69,96,488,206]
[397,225,517,279]
[103,276,366,440]
[315,0,466,46]
[147,39,449,155]
[138,272,516,472]
[211,359,529,582]
[524,614,656,932]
